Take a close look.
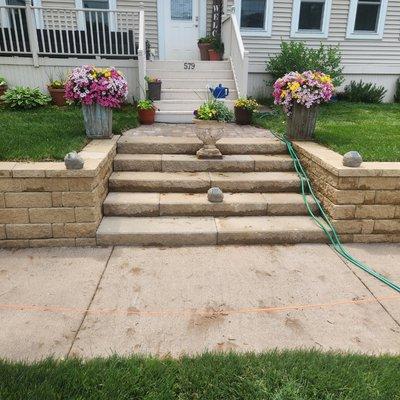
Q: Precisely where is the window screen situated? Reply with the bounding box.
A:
[240,0,266,29]
[298,1,325,30]
[83,0,109,9]
[354,0,381,31]
[171,0,193,21]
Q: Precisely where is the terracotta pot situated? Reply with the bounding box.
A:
[286,103,319,140]
[234,107,253,125]
[198,42,212,60]
[208,49,221,61]
[0,85,8,101]
[48,86,67,106]
[138,107,156,125]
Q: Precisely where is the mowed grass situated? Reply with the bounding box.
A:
[1,351,400,399]
[255,102,400,162]
[0,105,138,161]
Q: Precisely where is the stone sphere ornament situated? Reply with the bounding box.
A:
[64,151,84,170]
[193,119,225,159]
[343,151,363,168]
[208,187,224,203]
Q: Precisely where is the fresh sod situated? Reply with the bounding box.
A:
[0,105,138,161]
[0,351,399,399]
[255,101,400,162]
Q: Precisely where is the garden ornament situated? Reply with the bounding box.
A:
[209,84,229,99]
[208,187,224,203]
[64,151,84,170]
[343,151,363,168]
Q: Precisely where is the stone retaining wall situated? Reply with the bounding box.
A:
[0,137,118,248]
[295,142,400,243]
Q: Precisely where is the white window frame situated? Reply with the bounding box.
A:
[290,0,332,38]
[346,0,388,40]
[75,0,116,31]
[0,0,42,29]
[234,0,274,37]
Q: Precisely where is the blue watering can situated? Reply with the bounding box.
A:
[210,84,229,99]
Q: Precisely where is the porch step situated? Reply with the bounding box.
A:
[154,99,235,112]
[161,88,238,101]
[161,78,236,90]
[155,111,194,123]
[103,192,318,217]
[147,69,234,80]
[117,136,288,155]
[114,154,294,172]
[108,171,301,193]
[147,60,231,71]
[96,216,327,247]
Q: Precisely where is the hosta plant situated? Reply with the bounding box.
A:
[1,87,51,109]
[194,100,233,122]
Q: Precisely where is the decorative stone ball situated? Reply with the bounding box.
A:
[64,151,84,170]
[343,151,363,168]
[208,187,224,203]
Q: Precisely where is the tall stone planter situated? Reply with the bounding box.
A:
[193,119,225,159]
[286,103,319,140]
[82,104,113,139]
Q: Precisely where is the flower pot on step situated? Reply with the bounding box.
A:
[147,81,161,101]
[198,42,212,60]
[286,103,319,140]
[193,119,225,159]
[48,86,67,106]
[208,49,221,61]
[82,103,113,139]
[234,107,253,125]
[138,108,156,125]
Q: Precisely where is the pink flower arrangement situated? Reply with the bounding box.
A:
[65,65,128,108]
[273,71,335,116]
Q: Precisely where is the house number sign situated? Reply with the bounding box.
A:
[184,62,196,70]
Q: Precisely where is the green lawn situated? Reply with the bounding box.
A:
[255,102,400,162]
[0,105,138,161]
[0,351,399,399]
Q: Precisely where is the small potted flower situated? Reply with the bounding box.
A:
[209,38,224,61]
[65,65,128,139]
[234,97,259,125]
[273,70,334,140]
[197,36,214,60]
[145,76,162,101]
[137,99,157,125]
[48,78,67,107]
[0,76,8,99]
[193,100,233,159]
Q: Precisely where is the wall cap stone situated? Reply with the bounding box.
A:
[294,142,400,178]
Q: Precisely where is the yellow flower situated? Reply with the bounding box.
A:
[104,71,111,78]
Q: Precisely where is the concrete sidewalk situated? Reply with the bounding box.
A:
[0,244,399,362]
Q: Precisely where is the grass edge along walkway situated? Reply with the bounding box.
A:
[1,350,400,399]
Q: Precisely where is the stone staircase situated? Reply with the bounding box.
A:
[147,60,237,123]
[96,133,327,246]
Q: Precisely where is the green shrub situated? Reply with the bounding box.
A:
[1,87,51,109]
[0,76,6,86]
[394,78,400,103]
[267,41,344,87]
[194,100,233,122]
[341,80,387,103]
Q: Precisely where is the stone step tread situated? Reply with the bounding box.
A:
[96,216,327,246]
[114,154,294,172]
[103,192,318,217]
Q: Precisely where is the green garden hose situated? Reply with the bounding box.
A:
[268,127,400,294]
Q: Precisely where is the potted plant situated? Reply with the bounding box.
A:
[193,100,233,159]
[273,70,334,140]
[198,36,214,61]
[48,78,67,106]
[137,99,157,125]
[145,76,162,101]
[65,66,128,139]
[0,76,8,100]
[209,38,224,61]
[234,97,259,125]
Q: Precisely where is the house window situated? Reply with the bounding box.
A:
[171,0,193,21]
[0,0,42,29]
[234,0,273,36]
[291,0,332,38]
[347,0,388,38]
[76,0,116,31]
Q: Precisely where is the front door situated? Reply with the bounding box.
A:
[164,0,201,60]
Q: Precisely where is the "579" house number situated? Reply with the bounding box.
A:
[184,62,196,70]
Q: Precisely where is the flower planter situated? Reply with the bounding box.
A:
[82,103,113,139]
[138,108,156,125]
[147,81,161,101]
[208,49,221,61]
[0,84,8,101]
[234,107,252,125]
[48,86,67,106]
[286,103,319,141]
[198,42,212,60]
[193,119,225,159]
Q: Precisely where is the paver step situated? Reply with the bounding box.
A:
[108,172,300,193]
[147,60,232,71]
[96,216,327,246]
[154,100,235,112]
[114,154,294,172]
[161,78,236,90]
[147,69,234,79]
[117,136,287,155]
[103,192,318,217]
[161,88,238,101]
